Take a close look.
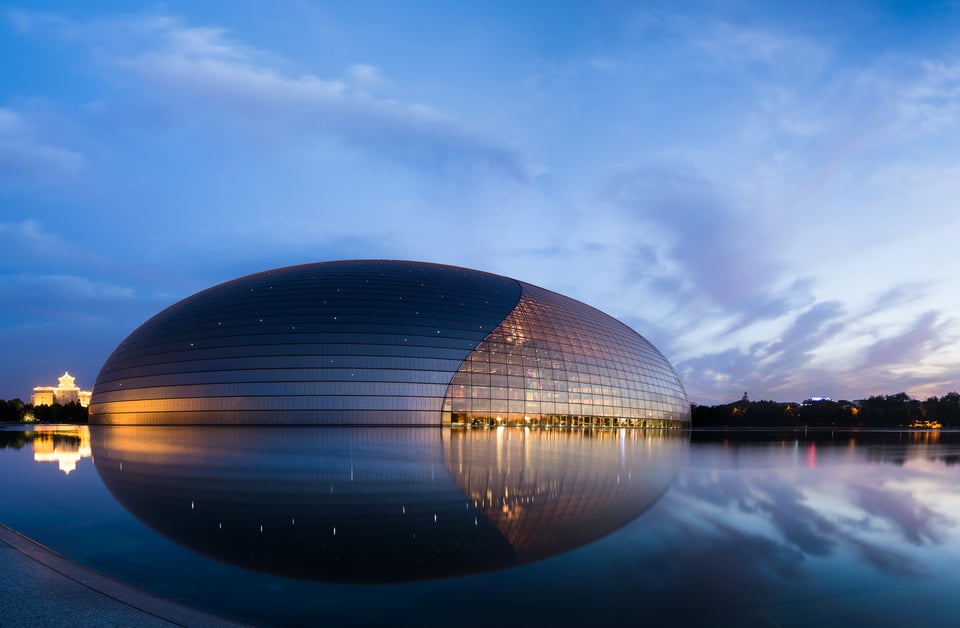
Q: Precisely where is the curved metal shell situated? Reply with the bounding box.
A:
[90,260,689,426]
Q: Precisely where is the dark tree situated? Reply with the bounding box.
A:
[692,391,954,428]
[0,398,28,423]
[31,402,88,424]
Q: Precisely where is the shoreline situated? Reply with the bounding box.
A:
[0,522,244,627]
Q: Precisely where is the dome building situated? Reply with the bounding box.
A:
[89,260,689,426]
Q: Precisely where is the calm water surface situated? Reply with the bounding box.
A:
[1,425,959,627]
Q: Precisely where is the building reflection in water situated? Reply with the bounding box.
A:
[30,425,92,475]
[90,422,687,582]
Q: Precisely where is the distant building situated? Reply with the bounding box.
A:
[31,372,93,408]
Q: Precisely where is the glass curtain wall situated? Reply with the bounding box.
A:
[443,283,690,428]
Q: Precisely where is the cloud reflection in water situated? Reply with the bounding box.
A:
[611,433,960,624]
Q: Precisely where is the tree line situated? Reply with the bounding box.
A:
[0,399,89,424]
[692,392,960,428]
[3,392,959,428]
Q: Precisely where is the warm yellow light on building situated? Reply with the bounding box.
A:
[30,426,92,475]
[30,371,93,407]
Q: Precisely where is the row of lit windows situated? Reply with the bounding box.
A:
[446,403,682,419]
[446,399,683,416]
[446,413,688,427]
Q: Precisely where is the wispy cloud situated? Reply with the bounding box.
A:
[0,107,83,180]
[694,20,830,75]
[762,301,847,371]
[889,57,960,136]
[0,218,62,249]
[0,219,114,271]
[11,11,533,180]
[0,273,136,301]
[859,311,954,373]
[679,293,956,404]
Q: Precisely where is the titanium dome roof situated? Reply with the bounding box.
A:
[89,260,689,426]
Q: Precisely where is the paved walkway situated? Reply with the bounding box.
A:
[0,523,245,627]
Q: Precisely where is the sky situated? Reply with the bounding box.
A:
[2,0,959,405]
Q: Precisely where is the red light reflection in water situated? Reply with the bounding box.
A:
[806,443,817,468]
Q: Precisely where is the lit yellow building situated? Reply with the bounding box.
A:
[31,426,92,474]
[31,372,93,408]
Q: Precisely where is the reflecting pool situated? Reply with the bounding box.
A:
[2,426,960,626]
[91,426,677,582]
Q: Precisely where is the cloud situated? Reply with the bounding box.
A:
[607,163,783,308]
[859,311,954,372]
[787,52,960,155]
[694,20,830,75]
[13,11,533,180]
[600,152,960,405]
[598,124,960,404]
[762,301,846,370]
[678,298,957,404]
[0,107,83,180]
[7,8,63,31]
[0,273,135,302]
[864,283,932,317]
[889,57,960,136]
[0,219,117,272]
[346,64,392,90]
[0,219,74,271]
[0,220,155,330]
[604,162,820,342]
[0,218,62,249]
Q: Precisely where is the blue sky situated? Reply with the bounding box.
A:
[2,1,959,404]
